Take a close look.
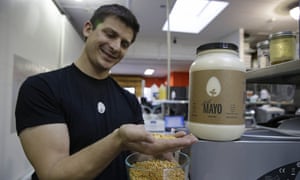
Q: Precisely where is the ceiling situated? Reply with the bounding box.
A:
[53,0,299,77]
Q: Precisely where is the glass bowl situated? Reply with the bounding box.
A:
[125,151,190,180]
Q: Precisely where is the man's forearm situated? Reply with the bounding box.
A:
[46,129,123,180]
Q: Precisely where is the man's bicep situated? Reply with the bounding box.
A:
[19,123,70,178]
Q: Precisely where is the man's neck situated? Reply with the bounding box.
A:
[74,57,109,80]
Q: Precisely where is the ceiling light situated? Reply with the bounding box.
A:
[162,0,229,34]
[289,6,299,20]
[144,69,155,76]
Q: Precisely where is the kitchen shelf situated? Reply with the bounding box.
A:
[246,60,300,84]
[245,101,294,106]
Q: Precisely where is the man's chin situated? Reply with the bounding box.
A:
[104,61,119,69]
[98,59,119,71]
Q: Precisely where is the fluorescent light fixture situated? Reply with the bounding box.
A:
[290,6,299,20]
[162,0,229,34]
[144,69,155,75]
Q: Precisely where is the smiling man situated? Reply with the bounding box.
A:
[15,4,198,180]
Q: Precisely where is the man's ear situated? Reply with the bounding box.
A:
[83,21,93,39]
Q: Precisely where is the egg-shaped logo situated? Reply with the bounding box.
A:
[97,101,106,114]
[206,76,221,97]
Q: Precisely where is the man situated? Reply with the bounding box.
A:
[15,4,197,180]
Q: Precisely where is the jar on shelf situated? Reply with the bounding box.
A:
[269,31,296,65]
[256,40,270,68]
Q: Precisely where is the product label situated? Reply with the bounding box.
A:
[189,70,245,125]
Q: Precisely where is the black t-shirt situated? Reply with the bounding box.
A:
[15,64,144,180]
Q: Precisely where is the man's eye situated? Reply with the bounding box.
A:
[106,32,115,38]
[121,41,130,49]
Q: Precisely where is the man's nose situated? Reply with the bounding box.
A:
[110,39,121,50]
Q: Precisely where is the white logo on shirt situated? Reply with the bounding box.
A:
[97,102,106,114]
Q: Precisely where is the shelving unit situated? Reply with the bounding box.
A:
[246,60,300,84]
[246,60,300,107]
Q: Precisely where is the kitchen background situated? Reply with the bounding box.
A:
[0,0,299,179]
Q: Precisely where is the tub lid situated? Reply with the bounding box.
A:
[196,42,238,54]
[269,31,296,39]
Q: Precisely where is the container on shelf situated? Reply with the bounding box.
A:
[256,40,270,68]
[269,31,296,65]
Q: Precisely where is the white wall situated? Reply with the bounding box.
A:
[0,0,83,179]
[126,30,245,63]
[126,37,196,61]
[60,16,84,66]
[219,28,245,62]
